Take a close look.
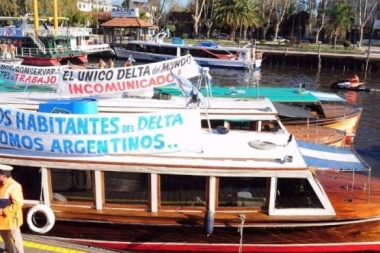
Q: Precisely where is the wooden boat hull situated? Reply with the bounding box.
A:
[24,217,380,252]
[20,170,380,253]
[282,106,363,146]
[285,125,345,147]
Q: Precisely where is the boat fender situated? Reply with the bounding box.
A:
[27,204,55,234]
[69,53,74,58]
[204,210,214,237]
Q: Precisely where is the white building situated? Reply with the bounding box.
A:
[77,0,113,12]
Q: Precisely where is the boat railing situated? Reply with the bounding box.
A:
[24,26,93,37]
[18,46,72,58]
[76,43,115,54]
[24,32,46,54]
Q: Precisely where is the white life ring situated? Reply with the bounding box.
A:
[26,204,55,234]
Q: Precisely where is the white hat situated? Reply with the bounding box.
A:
[0,164,13,171]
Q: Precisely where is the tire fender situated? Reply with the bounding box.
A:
[26,204,55,234]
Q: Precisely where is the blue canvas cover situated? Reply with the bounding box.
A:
[297,140,369,171]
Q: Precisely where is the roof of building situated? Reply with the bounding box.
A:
[101,17,158,28]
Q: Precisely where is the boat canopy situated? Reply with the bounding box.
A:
[297,140,369,171]
[272,102,316,118]
[310,91,345,102]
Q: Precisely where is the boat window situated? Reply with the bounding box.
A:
[160,175,206,207]
[201,120,258,131]
[218,177,267,208]
[275,178,323,209]
[12,166,41,201]
[158,46,177,56]
[146,45,157,53]
[261,120,281,132]
[51,169,94,202]
[104,172,148,205]
[188,48,219,59]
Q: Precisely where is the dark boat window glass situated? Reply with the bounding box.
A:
[160,175,206,207]
[201,119,259,131]
[104,172,148,205]
[51,169,94,202]
[158,46,177,56]
[218,177,267,207]
[275,178,323,209]
[261,120,281,132]
[12,166,41,201]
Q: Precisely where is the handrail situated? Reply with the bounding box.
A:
[25,32,46,54]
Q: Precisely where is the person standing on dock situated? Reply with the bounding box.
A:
[124,61,132,67]
[98,58,106,69]
[108,59,115,68]
[1,42,7,59]
[8,44,15,60]
[0,164,25,253]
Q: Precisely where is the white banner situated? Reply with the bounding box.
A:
[0,62,60,86]
[111,8,139,18]
[58,55,200,96]
[0,105,201,155]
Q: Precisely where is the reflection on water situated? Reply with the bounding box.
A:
[209,66,380,170]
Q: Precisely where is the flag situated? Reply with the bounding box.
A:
[170,71,204,108]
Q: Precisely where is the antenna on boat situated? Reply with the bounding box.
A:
[237,214,245,253]
[170,70,212,135]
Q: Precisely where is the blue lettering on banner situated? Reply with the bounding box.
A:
[137,114,184,130]
[0,106,187,155]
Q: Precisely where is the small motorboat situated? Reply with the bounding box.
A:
[330,80,371,91]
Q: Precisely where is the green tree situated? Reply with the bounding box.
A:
[326,3,355,49]
[236,0,262,41]
[214,0,260,41]
[0,0,18,16]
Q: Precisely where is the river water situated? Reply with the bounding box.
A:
[207,66,380,171]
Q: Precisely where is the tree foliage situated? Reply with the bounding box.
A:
[325,3,355,48]
[214,0,261,40]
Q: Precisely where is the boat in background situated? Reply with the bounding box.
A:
[0,93,377,252]
[0,15,88,66]
[114,32,262,70]
[155,80,362,147]
[330,80,370,92]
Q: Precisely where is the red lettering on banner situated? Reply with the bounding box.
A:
[14,73,58,85]
[67,72,181,95]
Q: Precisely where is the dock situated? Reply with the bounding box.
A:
[0,234,120,253]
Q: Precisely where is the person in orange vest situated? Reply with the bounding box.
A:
[348,74,361,88]
[0,164,24,253]
[1,42,7,59]
[8,44,16,60]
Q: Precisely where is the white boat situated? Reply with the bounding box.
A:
[0,90,374,252]
[114,32,262,70]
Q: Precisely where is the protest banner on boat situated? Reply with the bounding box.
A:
[0,105,201,155]
[58,55,201,96]
[0,62,60,86]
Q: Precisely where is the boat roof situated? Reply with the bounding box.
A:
[0,92,280,120]
[297,140,369,171]
[216,87,346,102]
[0,128,307,175]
